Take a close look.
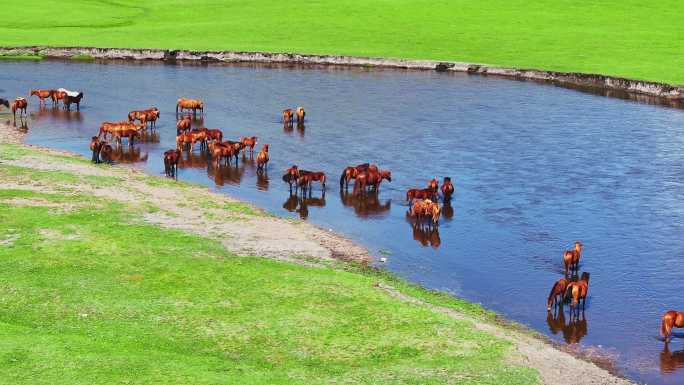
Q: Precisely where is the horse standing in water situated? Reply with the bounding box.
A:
[340,163,373,190]
[240,136,258,156]
[297,171,326,195]
[99,142,113,164]
[256,144,270,172]
[163,149,181,178]
[176,98,204,116]
[296,107,305,123]
[661,311,684,343]
[441,177,455,201]
[50,89,66,106]
[30,89,54,106]
[546,278,569,310]
[352,168,391,195]
[11,97,28,121]
[282,109,294,125]
[176,116,192,134]
[89,136,102,163]
[565,272,590,311]
[563,241,583,276]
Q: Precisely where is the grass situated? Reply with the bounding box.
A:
[0,145,540,384]
[1,1,683,83]
[0,53,43,61]
[70,53,94,61]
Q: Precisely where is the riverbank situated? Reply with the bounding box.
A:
[0,121,634,384]
[1,46,682,107]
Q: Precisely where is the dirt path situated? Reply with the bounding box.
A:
[0,124,635,384]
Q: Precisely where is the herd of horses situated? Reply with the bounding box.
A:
[5,88,683,349]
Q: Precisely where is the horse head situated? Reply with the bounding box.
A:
[381,170,392,182]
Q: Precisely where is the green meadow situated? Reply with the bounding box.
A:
[1,1,682,83]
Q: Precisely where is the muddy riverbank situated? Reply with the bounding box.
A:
[1,46,683,107]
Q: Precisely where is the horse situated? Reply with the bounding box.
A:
[204,128,223,143]
[406,188,438,203]
[111,128,141,146]
[30,89,54,106]
[89,136,102,163]
[340,163,374,190]
[176,116,192,134]
[283,165,302,192]
[99,121,144,140]
[282,108,294,125]
[427,178,439,192]
[297,171,326,194]
[256,144,270,172]
[661,311,684,343]
[223,140,246,164]
[240,136,258,156]
[176,98,203,116]
[10,97,28,121]
[129,107,160,128]
[63,92,83,111]
[547,278,569,310]
[563,241,583,276]
[163,149,181,178]
[296,106,305,123]
[211,142,236,168]
[565,272,590,311]
[352,169,391,196]
[441,177,455,201]
[176,133,193,151]
[99,142,113,164]
[50,90,66,106]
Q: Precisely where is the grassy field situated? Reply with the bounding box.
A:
[1,1,682,84]
[0,144,538,384]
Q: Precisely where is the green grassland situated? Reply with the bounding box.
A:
[0,144,538,384]
[1,1,682,84]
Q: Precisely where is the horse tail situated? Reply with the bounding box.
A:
[547,282,560,309]
[661,312,675,339]
[340,169,347,189]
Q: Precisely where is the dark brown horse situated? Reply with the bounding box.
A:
[661,311,684,343]
[223,140,246,164]
[297,171,326,194]
[340,163,374,190]
[352,169,391,195]
[63,92,83,111]
[441,177,455,201]
[240,136,258,156]
[565,272,590,311]
[10,97,28,121]
[164,149,181,178]
[89,136,102,163]
[30,89,54,106]
[283,165,302,192]
[563,241,583,276]
[406,188,438,203]
[547,278,569,310]
[99,142,113,164]
[203,128,223,143]
[176,98,203,116]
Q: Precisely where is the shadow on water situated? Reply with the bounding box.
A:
[661,344,684,374]
[110,145,149,164]
[339,190,391,219]
[547,304,588,344]
[31,105,83,123]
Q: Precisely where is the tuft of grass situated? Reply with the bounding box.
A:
[0,53,43,61]
[0,1,683,83]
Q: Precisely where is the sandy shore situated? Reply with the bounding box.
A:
[0,121,635,384]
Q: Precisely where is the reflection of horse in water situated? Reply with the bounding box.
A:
[339,190,391,218]
[283,193,326,219]
[660,344,684,374]
[207,163,245,186]
[409,222,441,248]
[546,304,588,344]
[31,105,84,123]
[109,146,149,164]
[256,170,269,191]
[178,151,211,170]
[441,201,454,221]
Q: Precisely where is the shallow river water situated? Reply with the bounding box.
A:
[2,60,684,384]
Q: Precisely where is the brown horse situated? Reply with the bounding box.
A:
[129,107,160,128]
[211,142,236,167]
[340,163,374,190]
[204,128,223,143]
[427,178,439,192]
[176,98,203,116]
[282,109,294,125]
[176,133,193,151]
[89,136,102,163]
[409,198,441,227]
[50,90,66,106]
[441,177,455,201]
[547,278,569,310]
[223,140,246,164]
[296,106,305,123]
[10,97,28,121]
[406,188,438,203]
[565,272,590,310]
[63,92,83,111]
[99,121,144,140]
[563,241,583,276]
[256,144,270,172]
[661,311,684,342]
[298,171,326,194]
[352,169,391,195]
[99,142,113,164]
[240,136,258,156]
[176,116,191,133]
[30,89,54,106]
[283,165,301,192]
[164,149,181,178]
[111,128,141,146]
